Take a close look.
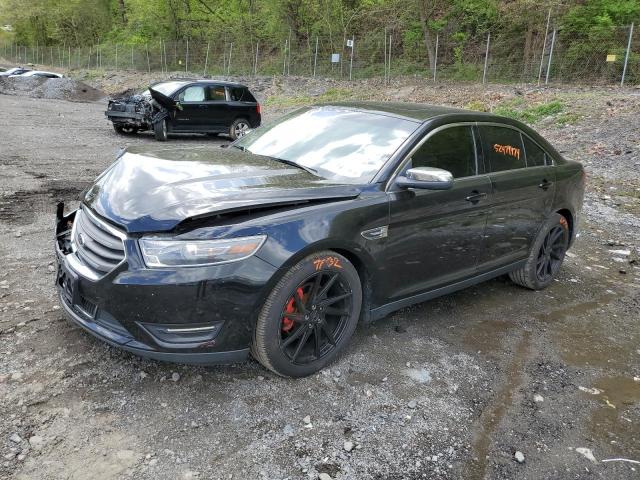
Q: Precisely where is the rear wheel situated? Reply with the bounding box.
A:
[229,118,250,140]
[509,213,570,290]
[153,118,168,142]
[251,251,362,377]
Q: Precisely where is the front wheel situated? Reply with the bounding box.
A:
[509,213,570,290]
[153,118,168,142]
[251,251,362,377]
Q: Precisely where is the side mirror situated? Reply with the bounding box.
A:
[395,167,454,190]
[175,101,183,111]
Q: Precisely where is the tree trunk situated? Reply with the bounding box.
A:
[118,0,127,25]
[419,9,436,71]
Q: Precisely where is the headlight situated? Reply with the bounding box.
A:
[139,235,266,268]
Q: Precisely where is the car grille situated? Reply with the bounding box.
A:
[72,208,126,276]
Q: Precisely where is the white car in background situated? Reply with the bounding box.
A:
[15,70,64,78]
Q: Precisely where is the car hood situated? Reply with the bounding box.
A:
[83,146,363,233]
[148,87,176,110]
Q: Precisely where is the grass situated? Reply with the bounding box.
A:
[492,99,565,124]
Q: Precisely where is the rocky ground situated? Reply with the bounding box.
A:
[0,66,639,480]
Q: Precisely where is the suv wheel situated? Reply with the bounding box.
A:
[509,213,570,290]
[153,118,168,142]
[251,251,362,377]
[229,118,250,140]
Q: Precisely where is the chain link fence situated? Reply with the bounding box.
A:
[1,23,637,86]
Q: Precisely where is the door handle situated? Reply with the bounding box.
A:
[465,191,488,203]
[197,104,208,109]
[538,179,552,190]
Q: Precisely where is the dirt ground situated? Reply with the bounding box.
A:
[0,71,639,480]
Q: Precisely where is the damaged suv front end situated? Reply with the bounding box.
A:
[105,90,155,133]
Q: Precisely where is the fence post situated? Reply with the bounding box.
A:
[388,35,392,84]
[204,41,210,76]
[115,44,118,71]
[185,38,189,73]
[349,36,355,80]
[433,33,439,82]
[146,44,151,73]
[538,9,551,85]
[228,42,233,75]
[482,32,491,84]
[313,36,318,77]
[621,23,634,87]
[282,39,287,76]
[545,29,556,85]
[68,45,71,71]
[163,40,168,73]
[287,28,292,76]
[254,40,260,76]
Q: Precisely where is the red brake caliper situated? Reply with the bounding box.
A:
[282,287,304,333]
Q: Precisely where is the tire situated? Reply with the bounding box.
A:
[509,213,570,290]
[229,118,250,140]
[153,118,168,142]
[113,124,138,135]
[251,251,362,377]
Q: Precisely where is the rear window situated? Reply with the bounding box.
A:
[523,136,547,167]
[207,86,226,101]
[230,87,256,102]
[479,126,525,172]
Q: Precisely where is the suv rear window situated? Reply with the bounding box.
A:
[408,126,476,178]
[207,86,226,101]
[230,87,256,102]
[479,125,525,172]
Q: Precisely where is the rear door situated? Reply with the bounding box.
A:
[477,124,556,270]
[384,124,492,301]
[201,85,230,131]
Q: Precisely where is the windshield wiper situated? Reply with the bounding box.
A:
[270,157,318,175]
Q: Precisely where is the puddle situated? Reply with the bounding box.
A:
[468,331,531,480]
[587,376,640,457]
[463,318,513,355]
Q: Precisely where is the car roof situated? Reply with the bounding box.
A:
[154,78,248,88]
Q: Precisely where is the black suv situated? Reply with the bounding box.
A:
[105,80,261,141]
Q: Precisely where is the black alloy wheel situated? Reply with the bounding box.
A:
[279,271,352,364]
[535,225,566,283]
[509,212,569,290]
[252,251,362,377]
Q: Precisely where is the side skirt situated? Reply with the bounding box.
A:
[369,259,527,322]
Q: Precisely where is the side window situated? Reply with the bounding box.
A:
[479,126,525,172]
[408,126,476,178]
[230,88,244,101]
[207,86,226,101]
[523,135,547,167]
[178,86,205,102]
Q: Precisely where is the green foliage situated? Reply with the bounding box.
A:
[493,99,564,124]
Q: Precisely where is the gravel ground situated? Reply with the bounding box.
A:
[0,75,639,480]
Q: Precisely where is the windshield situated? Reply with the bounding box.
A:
[151,81,189,97]
[234,107,419,184]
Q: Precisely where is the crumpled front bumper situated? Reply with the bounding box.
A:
[54,206,276,365]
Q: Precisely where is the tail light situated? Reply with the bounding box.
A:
[256,103,261,115]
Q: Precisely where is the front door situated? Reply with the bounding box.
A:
[384,125,491,302]
[476,125,556,270]
[172,85,209,131]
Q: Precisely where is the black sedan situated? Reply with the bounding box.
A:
[55,103,585,377]
[105,79,261,141]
